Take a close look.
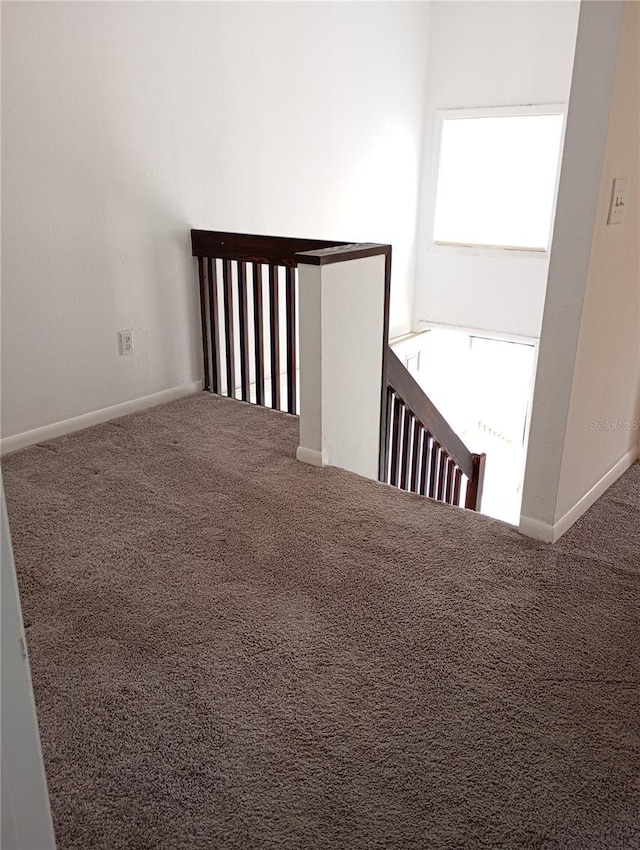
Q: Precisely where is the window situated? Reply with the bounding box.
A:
[432,107,565,252]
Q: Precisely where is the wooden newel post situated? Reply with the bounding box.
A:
[465,452,487,511]
[294,244,391,481]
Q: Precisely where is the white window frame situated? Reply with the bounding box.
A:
[427,104,568,259]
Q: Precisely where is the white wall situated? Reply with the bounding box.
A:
[1,2,431,439]
[412,1,580,340]
[520,0,637,542]
[554,1,639,522]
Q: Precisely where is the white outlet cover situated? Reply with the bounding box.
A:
[118,329,133,355]
[607,177,628,225]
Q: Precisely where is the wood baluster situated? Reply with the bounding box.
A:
[252,263,265,406]
[410,422,422,494]
[445,457,455,504]
[207,259,221,394]
[285,267,297,414]
[428,442,439,499]
[400,409,412,491]
[437,450,447,501]
[389,396,403,488]
[453,467,463,506]
[382,386,394,483]
[268,265,281,410]
[222,259,236,397]
[419,432,431,496]
[236,261,250,402]
[197,257,211,392]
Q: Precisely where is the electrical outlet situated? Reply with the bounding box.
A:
[118,329,133,356]
[405,351,421,374]
[607,178,627,225]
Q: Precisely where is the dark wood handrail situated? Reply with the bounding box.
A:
[386,348,475,480]
[191,229,348,268]
[295,243,391,266]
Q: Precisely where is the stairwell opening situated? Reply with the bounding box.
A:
[391,328,537,525]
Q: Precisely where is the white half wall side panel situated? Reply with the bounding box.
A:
[297,253,386,481]
[320,256,386,480]
[1,480,56,850]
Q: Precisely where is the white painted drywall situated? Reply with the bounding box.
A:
[1,2,431,439]
[297,254,386,480]
[554,1,639,522]
[1,479,57,850]
[412,1,580,340]
[520,0,629,539]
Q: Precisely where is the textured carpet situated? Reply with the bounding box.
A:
[2,394,639,850]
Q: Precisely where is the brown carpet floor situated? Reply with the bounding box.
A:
[3,394,639,850]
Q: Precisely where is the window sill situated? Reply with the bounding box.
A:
[429,242,550,260]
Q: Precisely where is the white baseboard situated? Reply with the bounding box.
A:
[518,515,556,543]
[296,446,328,467]
[0,381,202,456]
[519,446,639,543]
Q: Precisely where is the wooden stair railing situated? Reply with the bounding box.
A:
[379,349,486,511]
[191,229,348,414]
[192,229,485,512]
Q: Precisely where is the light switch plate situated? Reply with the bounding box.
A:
[607,177,628,225]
